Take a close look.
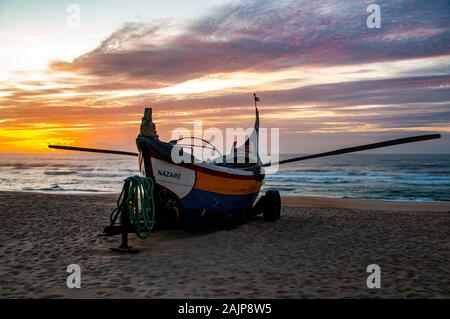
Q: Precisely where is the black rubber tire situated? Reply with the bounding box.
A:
[262,190,281,222]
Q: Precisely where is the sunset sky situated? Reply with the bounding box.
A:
[0,0,449,154]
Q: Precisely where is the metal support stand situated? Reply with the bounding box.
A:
[110,184,140,253]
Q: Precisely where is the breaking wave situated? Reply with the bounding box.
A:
[22,183,103,192]
[1,163,89,170]
[43,170,78,176]
[77,172,131,178]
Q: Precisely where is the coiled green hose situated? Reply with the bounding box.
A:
[110,176,156,239]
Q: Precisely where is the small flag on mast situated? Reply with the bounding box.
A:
[253,93,260,102]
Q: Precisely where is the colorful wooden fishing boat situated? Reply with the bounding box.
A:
[134,101,272,224]
[48,94,441,249]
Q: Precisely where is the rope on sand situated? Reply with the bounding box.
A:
[110,176,156,238]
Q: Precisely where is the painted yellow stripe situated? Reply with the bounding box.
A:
[195,171,262,195]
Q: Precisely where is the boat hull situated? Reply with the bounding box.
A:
[136,136,263,219]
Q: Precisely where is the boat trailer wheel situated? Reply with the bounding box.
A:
[262,190,281,222]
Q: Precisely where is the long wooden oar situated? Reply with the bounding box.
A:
[49,134,441,162]
[249,133,441,169]
[48,145,138,157]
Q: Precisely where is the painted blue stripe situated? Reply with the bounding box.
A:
[181,188,258,215]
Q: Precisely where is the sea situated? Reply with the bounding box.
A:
[0,153,449,202]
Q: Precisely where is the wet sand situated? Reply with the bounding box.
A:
[0,191,449,298]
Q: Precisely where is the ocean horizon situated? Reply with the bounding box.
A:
[0,153,449,202]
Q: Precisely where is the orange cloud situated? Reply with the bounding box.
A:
[1,0,449,154]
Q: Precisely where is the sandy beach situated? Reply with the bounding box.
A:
[0,191,449,299]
